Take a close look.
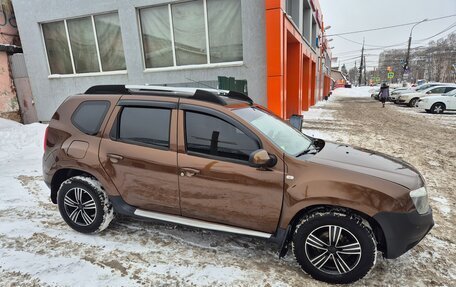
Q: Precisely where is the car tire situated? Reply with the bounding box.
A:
[57,176,114,233]
[409,98,419,107]
[292,209,377,284]
[430,103,445,114]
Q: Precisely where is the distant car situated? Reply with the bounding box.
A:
[397,85,456,107]
[370,87,381,100]
[393,83,451,99]
[389,88,410,102]
[417,88,456,113]
[416,79,426,86]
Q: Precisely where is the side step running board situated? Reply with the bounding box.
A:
[134,209,272,239]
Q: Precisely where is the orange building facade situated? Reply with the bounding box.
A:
[266,0,332,119]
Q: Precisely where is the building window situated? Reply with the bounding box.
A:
[139,0,243,69]
[42,12,126,75]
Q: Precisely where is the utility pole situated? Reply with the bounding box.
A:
[403,18,428,79]
[363,55,367,85]
[358,38,365,86]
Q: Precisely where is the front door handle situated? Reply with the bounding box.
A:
[180,168,200,177]
[107,153,124,163]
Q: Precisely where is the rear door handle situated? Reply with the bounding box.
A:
[107,153,124,163]
[180,168,200,177]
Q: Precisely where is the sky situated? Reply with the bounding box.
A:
[319,0,456,71]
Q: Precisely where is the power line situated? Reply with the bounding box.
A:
[325,14,456,37]
[335,22,456,51]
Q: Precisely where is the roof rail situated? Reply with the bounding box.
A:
[84,85,253,106]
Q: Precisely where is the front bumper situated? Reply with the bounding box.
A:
[373,208,434,259]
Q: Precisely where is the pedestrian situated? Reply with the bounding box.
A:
[378,83,389,108]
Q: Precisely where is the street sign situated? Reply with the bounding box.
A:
[387,72,395,79]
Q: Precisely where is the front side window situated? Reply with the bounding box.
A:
[233,107,312,156]
[429,87,446,94]
[185,111,259,161]
[118,107,170,148]
[42,13,126,75]
[444,87,456,93]
[444,89,456,96]
[139,0,243,69]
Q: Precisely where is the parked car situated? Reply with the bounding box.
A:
[390,87,412,102]
[417,88,456,113]
[397,85,456,107]
[393,82,451,100]
[43,85,434,284]
[370,87,381,100]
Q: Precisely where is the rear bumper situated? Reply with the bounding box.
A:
[373,208,434,259]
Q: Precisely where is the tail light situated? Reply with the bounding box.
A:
[44,126,49,153]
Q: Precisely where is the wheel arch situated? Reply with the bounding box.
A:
[431,102,446,109]
[282,204,387,255]
[51,168,98,204]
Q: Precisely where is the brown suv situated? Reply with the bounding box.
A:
[43,85,433,284]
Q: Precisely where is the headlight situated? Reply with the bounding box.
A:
[410,186,429,214]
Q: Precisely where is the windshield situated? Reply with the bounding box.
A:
[233,107,312,155]
[416,84,432,91]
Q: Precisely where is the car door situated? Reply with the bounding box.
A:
[177,103,284,234]
[448,91,456,110]
[99,96,180,215]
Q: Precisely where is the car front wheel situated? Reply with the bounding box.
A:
[430,103,445,114]
[292,210,377,284]
[57,176,114,233]
[409,98,419,107]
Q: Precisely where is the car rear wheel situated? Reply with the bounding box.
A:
[57,176,114,233]
[430,103,445,114]
[292,210,377,284]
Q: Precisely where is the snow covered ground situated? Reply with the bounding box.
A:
[1,87,455,286]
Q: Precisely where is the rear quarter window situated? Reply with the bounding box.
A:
[71,101,110,135]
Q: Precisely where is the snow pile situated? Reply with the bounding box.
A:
[0,119,47,171]
[333,87,373,98]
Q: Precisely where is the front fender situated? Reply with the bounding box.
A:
[278,180,404,229]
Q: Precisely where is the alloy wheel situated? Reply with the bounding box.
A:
[305,225,362,275]
[63,187,97,226]
[433,105,443,114]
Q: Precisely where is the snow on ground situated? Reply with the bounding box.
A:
[1,88,455,286]
[332,86,373,98]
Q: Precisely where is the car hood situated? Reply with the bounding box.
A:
[400,92,422,97]
[307,141,423,190]
[396,89,415,94]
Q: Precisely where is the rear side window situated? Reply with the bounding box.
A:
[444,87,456,93]
[185,111,259,161]
[118,107,170,148]
[72,101,110,135]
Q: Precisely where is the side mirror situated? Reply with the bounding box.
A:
[289,114,303,132]
[249,149,277,168]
